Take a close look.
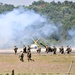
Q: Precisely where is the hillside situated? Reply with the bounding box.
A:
[0,1,75,48]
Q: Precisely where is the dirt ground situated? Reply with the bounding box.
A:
[0,50,75,75]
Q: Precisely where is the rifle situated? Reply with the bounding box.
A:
[40,43,46,48]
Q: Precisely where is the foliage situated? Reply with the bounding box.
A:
[0,1,75,46]
[0,3,15,13]
[26,0,75,41]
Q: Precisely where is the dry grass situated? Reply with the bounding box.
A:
[0,53,75,74]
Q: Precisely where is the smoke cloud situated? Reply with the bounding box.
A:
[0,7,75,49]
[0,8,58,49]
[67,27,75,47]
[68,27,75,38]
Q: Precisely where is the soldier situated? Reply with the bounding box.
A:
[27,50,34,61]
[27,50,31,61]
[70,46,72,53]
[37,46,41,54]
[66,46,72,54]
[23,45,27,53]
[19,51,24,62]
[52,46,57,54]
[27,45,32,61]
[14,46,18,55]
[27,45,31,52]
[59,46,64,54]
[45,45,49,53]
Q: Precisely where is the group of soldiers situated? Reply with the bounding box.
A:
[45,45,72,54]
[36,44,72,54]
[13,45,72,62]
[59,46,72,54]
[14,45,34,62]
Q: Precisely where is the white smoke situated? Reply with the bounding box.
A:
[0,8,58,49]
[67,27,75,47]
[68,27,75,38]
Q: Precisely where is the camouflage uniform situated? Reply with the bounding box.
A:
[27,45,31,52]
[52,46,57,54]
[27,50,32,61]
[23,45,27,53]
[14,46,18,55]
[46,45,50,53]
[37,46,41,54]
[66,46,72,54]
[19,51,24,62]
[59,46,64,54]
[27,45,34,61]
[27,45,31,61]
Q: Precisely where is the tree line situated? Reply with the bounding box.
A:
[0,0,75,46]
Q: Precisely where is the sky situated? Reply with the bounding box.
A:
[0,0,75,6]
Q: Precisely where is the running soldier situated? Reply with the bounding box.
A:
[19,51,24,62]
[23,45,27,53]
[45,45,49,53]
[52,46,57,54]
[14,46,18,55]
[27,45,31,61]
[59,46,64,54]
[27,45,34,61]
[27,45,31,52]
[27,50,31,61]
[27,50,34,61]
[37,46,41,54]
[66,46,72,54]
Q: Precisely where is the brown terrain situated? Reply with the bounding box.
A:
[0,48,75,75]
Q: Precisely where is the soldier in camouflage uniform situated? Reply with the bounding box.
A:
[14,46,18,55]
[59,46,64,54]
[27,45,31,52]
[37,46,41,54]
[27,45,34,61]
[23,45,27,53]
[45,45,50,53]
[19,51,24,62]
[66,46,72,54]
[52,46,57,54]
[27,50,31,61]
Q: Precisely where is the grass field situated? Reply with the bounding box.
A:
[0,52,75,75]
